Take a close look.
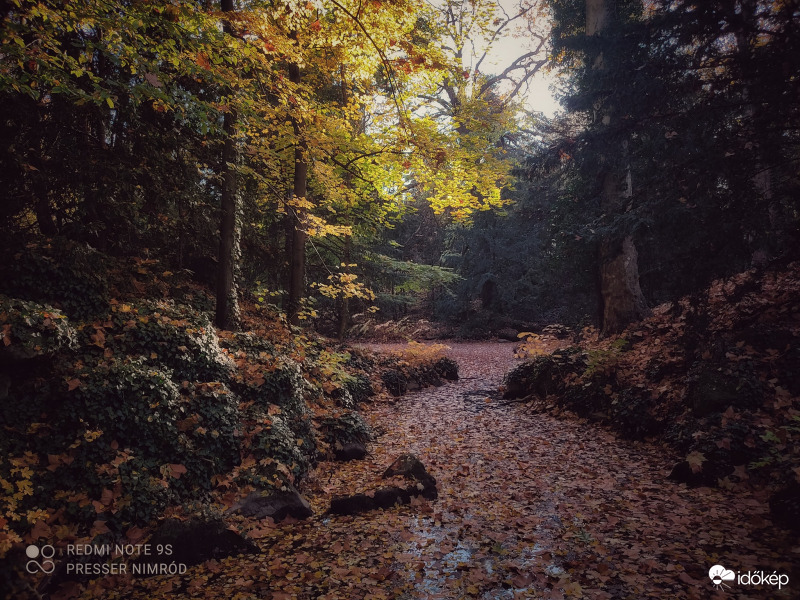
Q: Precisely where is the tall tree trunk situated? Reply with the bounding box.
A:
[286,58,308,326]
[587,0,648,335]
[215,0,240,330]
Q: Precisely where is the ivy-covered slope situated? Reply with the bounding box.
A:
[504,262,800,520]
[0,241,454,568]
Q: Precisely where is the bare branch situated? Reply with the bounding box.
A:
[474,3,537,74]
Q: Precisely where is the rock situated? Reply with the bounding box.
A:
[228,485,313,521]
[373,486,412,508]
[383,453,437,500]
[667,461,705,487]
[667,458,728,488]
[335,441,367,461]
[329,486,415,515]
[328,454,438,516]
[329,493,375,516]
[382,453,429,480]
[144,518,257,567]
[496,327,519,341]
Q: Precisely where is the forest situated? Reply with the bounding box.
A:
[1,0,799,599]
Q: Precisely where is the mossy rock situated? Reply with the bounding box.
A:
[143,518,257,567]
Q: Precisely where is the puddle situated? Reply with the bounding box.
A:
[394,507,567,599]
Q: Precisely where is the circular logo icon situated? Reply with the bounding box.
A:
[25,544,56,574]
[709,564,735,590]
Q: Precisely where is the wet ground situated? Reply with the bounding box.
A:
[98,342,796,600]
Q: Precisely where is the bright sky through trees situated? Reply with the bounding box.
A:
[432,0,560,116]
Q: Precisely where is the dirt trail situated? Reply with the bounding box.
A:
[103,342,795,600]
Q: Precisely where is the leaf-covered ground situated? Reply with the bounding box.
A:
[79,342,796,600]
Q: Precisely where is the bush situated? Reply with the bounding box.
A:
[0,239,110,319]
[240,408,316,487]
[318,411,373,449]
[561,378,611,417]
[177,382,241,490]
[57,359,184,460]
[88,300,234,383]
[611,390,663,440]
[344,373,374,404]
[381,369,407,397]
[0,295,76,361]
[1,359,245,535]
[503,347,586,399]
[434,357,459,380]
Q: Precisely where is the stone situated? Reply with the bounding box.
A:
[335,441,367,461]
[328,454,438,515]
[382,453,430,480]
[144,518,257,567]
[383,453,437,500]
[228,485,313,521]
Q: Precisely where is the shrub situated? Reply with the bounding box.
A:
[344,373,374,404]
[0,239,110,319]
[503,347,586,399]
[177,382,241,490]
[0,295,76,360]
[86,300,234,383]
[57,359,184,460]
[318,412,373,449]
[240,408,316,487]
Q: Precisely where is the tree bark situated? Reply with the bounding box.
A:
[286,58,307,327]
[215,0,240,330]
[599,236,648,335]
[587,0,648,335]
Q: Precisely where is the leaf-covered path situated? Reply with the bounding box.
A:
[103,342,794,600]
